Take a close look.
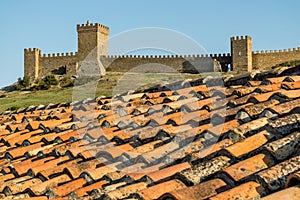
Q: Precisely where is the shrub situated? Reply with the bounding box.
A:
[7,106,20,111]
[44,75,59,86]
[16,76,31,90]
[60,76,75,88]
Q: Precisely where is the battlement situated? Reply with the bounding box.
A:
[24,21,300,81]
[76,20,109,34]
[102,53,231,59]
[40,52,77,58]
[230,35,251,41]
[254,47,300,54]
[24,48,42,54]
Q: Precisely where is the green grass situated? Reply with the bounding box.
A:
[0,72,202,113]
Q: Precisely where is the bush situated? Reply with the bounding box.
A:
[16,76,31,90]
[44,75,59,86]
[32,75,59,90]
[60,76,75,88]
[7,106,20,111]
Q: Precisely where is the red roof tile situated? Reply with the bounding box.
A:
[208,181,264,200]
[138,179,186,200]
[260,186,300,200]
[159,179,227,200]
[1,70,300,199]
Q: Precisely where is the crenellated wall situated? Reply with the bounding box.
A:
[101,53,231,73]
[24,21,300,81]
[252,47,300,70]
[39,52,78,77]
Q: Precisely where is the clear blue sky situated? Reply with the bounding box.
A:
[0,0,299,87]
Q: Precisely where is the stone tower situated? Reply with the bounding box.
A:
[77,20,110,61]
[230,36,252,72]
[24,48,41,80]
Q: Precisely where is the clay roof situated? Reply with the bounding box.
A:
[1,66,300,199]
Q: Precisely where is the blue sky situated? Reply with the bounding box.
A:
[0,0,299,87]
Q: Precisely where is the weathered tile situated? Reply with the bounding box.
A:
[138,179,186,200]
[177,156,231,185]
[264,131,300,161]
[209,181,264,200]
[256,154,300,191]
[260,186,300,200]
[223,153,275,182]
[158,179,227,200]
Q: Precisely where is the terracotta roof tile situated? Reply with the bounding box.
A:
[265,76,287,84]
[208,181,264,200]
[266,113,300,135]
[248,90,282,103]
[12,156,55,176]
[5,142,43,160]
[267,98,300,116]
[145,162,191,182]
[80,163,120,182]
[224,130,273,158]
[286,171,300,187]
[138,179,186,200]
[177,156,231,185]
[1,72,300,199]
[282,80,300,89]
[256,154,300,191]
[3,177,43,195]
[236,99,279,121]
[264,131,300,161]
[0,175,32,192]
[159,179,227,200]
[37,159,82,180]
[189,139,233,162]
[28,156,70,176]
[103,182,148,199]
[260,186,300,200]
[229,117,270,142]
[255,83,282,93]
[71,180,107,198]
[223,153,275,182]
[27,174,71,196]
[48,177,86,197]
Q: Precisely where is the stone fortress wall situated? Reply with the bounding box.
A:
[253,48,300,70]
[24,21,300,81]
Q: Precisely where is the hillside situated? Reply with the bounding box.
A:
[0,72,203,113]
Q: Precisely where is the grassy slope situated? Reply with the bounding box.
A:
[0,72,203,113]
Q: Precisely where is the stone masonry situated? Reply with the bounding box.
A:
[24,21,300,81]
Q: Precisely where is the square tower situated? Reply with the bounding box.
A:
[231,36,252,72]
[77,21,110,61]
[24,48,41,80]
